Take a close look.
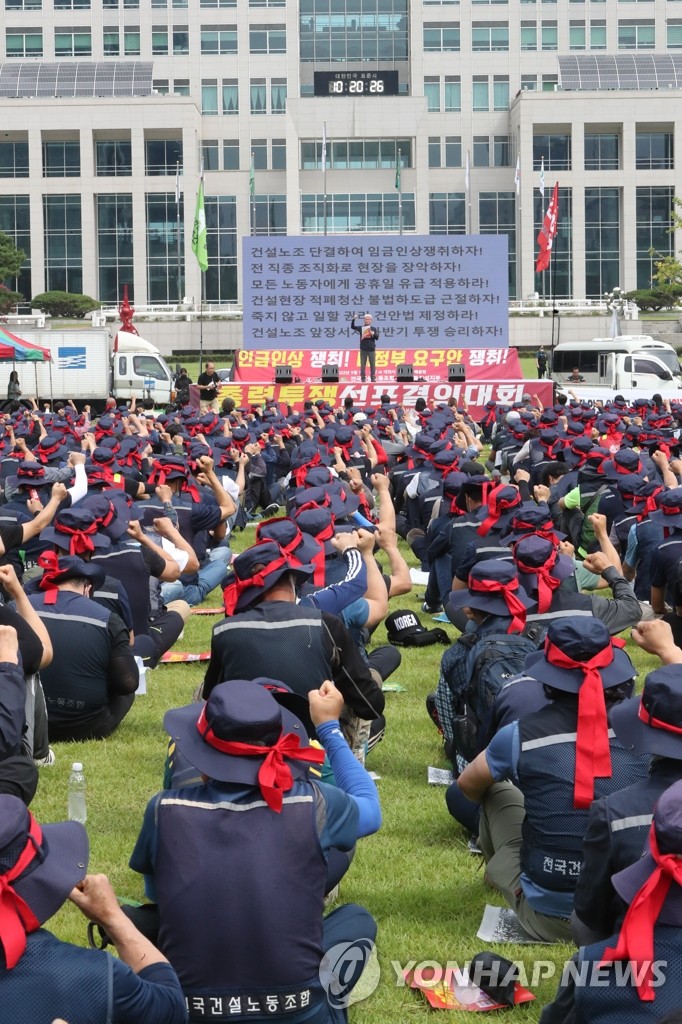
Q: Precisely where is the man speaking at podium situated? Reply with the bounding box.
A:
[351,312,380,383]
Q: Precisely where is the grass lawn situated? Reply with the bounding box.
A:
[30,517,661,1023]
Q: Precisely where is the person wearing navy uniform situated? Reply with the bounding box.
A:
[28,555,139,741]
[571,621,682,945]
[129,678,381,1024]
[458,618,650,943]
[0,788,186,1024]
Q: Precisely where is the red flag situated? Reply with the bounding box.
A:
[536,182,559,273]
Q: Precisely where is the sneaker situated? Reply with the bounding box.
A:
[263,503,280,517]
[426,693,442,733]
[34,746,56,767]
[422,600,442,614]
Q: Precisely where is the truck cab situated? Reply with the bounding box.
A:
[113,332,174,404]
[552,336,681,402]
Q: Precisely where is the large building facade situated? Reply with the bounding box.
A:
[0,0,680,306]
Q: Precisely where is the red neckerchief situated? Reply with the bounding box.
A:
[118,449,143,470]
[467,574,527,634]
[477,485,521,537]
[52,522,99,557]
[196,708,325,812]
[34,442,61,465]
[544,636,626,808]
[291,453,320,488]
[481,408,497,429]
[37,551,65,605]
[0,813,42,968]
[600,824,682,1001]
[632,489,663,522]
[256,519,324,585]
[297,493,332,515]
[223,551,290,616]
[515,549,563,613]
[149,461,201,502]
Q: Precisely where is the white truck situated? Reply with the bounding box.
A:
[5,329,175,409]
[551,335,682,403]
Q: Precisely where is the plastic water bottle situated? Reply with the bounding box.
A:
[68,762,87,824]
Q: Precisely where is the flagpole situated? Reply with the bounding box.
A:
[465,149,471,234]
[550,182,559,366]
[175,160,182,305]
[191,161,208,373]
[249,151,255,236]
[199,270,204,374]
[515,154,520,302]
[539,158,546,302]
[397,147,403,235]
[322,121,328,236]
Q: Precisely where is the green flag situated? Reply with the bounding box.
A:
[249,154,255,197]
[191,179,208,272]
[395,154,401,192]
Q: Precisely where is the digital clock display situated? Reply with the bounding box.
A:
[313,71,399,97]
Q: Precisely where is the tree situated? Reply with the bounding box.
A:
[0,232,25,285]
[652,197,682,292]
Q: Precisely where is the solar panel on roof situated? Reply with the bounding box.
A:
[0,61,154,97]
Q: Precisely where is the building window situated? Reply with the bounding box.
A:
[444,76,461,111]
[533,133,571,170]
[205,196,237,302]
[520,22,537,49]
[521,74,537,90]
[667,21,682,47]
[42,141,80,178]
[494,136,510,166]
[95,140,132,176]
[300,193,414,233]
[636,186,674,288]
[424,77,440,111]
[534,186,573,296]
[429,193,466,234]
[5,0,41,8]
[253,195,287,235]
[271,79,287,113]
[423,23,460,50]
[0,142,29,178]
[590,20,607,48]
[445,136,461,167]
[473,136,490,167]
[618,20,655,48]
[202,140,219,171]
[200,26,237,53]
[300,139,412,171]
[153,79,169,94]
[585,186,620,297]
[173,28,189,53]
[97,193,133,303]
[250,81,267,114]
[103,27,119,54]
[636,131,674,168]
[472,22,509,50]
[570,20,586,48]
[54,29,91,55]
[223,141,239,170]
[479,191,516,297]
[54,0,89,8]
[222,80,238,114]
[541,20,557,48]
[272,139,286,170]
[145,140,182,176]
[584,133,620,170]
[202,81,218,115]
[43,194,82,293]
[250,0,284,6]
[542,74,558,90]
[249,25,285,53]
[428,137,441,168]
[473,77,489,111]
[200,0,236,6]
[493,76,509,109]
[0,195,30,300]
[300,0,408,62]
[252,140,267,171]
[152,27,168,53]
[123,28,140,54]
[6,29,42,56]
[146,193,183,303]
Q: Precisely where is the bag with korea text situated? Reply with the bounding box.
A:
[386,609,450,648]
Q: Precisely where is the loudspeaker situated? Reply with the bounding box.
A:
[274,366,293,385]
[397,365,414,383]
[448,365,466,383]
[321,365,339,383]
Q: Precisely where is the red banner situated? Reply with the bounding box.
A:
[233,347,521,384]
[201,379,552,419]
